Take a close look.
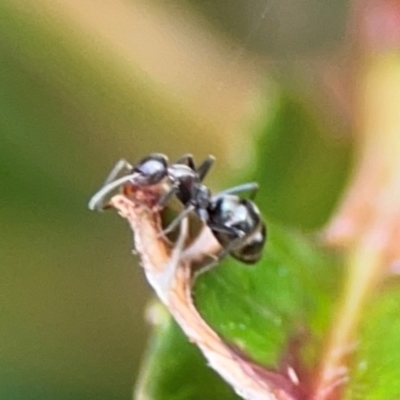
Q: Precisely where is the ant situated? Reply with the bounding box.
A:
[88,153,266,266]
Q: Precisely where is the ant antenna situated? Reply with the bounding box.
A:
[88,173,139,211]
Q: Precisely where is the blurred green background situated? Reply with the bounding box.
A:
[0,0,352,399]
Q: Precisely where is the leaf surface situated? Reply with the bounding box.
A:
[343,283,400,400]
[135,90,351,399]
[136,309,240,400]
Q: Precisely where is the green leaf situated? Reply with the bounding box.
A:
[253,91,353,230]
[194,224,341,378]
[343,283,400,400]
[136,307,240,400]
[136,224,342,398]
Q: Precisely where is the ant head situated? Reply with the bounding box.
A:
[132,153,168,186]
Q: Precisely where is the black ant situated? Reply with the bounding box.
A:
[88,153,266,266]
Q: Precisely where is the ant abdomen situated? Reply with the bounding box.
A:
[207,195,266,264]
[231,223,267,264]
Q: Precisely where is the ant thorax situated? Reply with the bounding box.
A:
[168,164,199,204]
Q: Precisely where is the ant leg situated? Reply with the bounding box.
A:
[214,182,259,200]
[174,153,196,170]
[102,159,132,187]
[161,204,196,236]
[162,216,189,291]
[216,236,244,261]
[156,186,179,209]
[200,233,245,270]
[173,154,215,180]
[197,155,215,181]
[207,223,242,236]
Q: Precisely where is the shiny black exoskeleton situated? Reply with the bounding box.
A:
[135,153,213,224]
[88,153,267,265]
[207,194,266,264]
[88,153,214,215]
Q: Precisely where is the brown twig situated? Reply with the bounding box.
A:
[109,193,298,400]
